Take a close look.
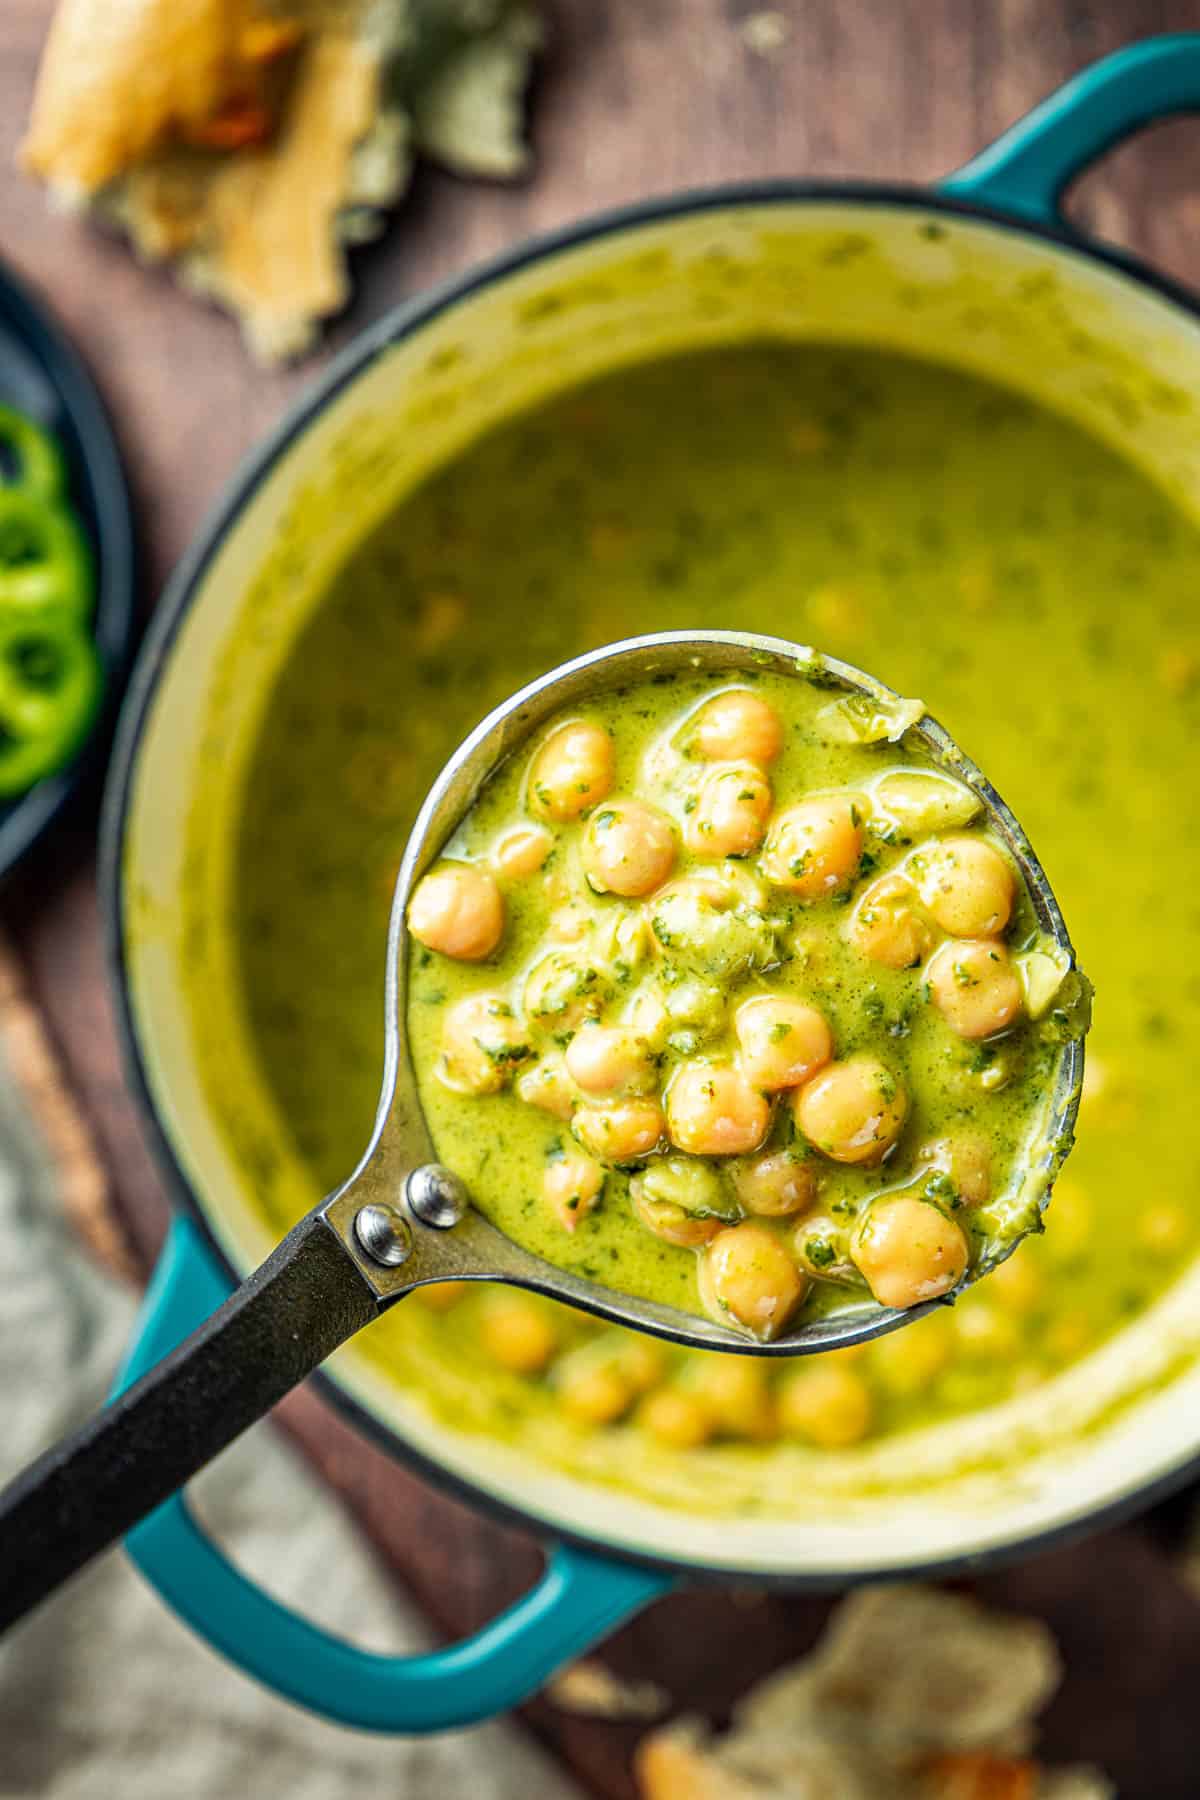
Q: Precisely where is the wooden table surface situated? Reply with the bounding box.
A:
[4,3,1200,1793]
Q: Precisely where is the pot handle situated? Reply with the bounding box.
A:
[114,1219,668,1733]
[942,34,1200,226]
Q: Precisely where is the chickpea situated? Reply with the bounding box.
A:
[515,1054,576,1120]
[638,1387,713,1449]
[987,1245,1043,1313]
[846,870,933,970]
[733,1150,818,1217]
[625,984,670,1048]
[1045,1311,1094,1364]
[702,859,770,914]
[665,1062,772,1156]
[630,1157,733,1246]
[868,768,982,837]
[548,899,594,944]
[911,834,1015,937]
[543,1148,605,1232]
[647,877,779,982]
[953,1299,1020,1360]
[916,1132,992,1207]
[777,1363,874,1449]
[684,766,773,858]
[666,869,735,912]
[613,1336,666,1394]
[927,938,1023,1040]
[631,1191,723,1248]
[700,1222,809,1340]
[565,1021,657,1097]
[734,995,832,1092]
[631,1154,730,1217]
[868,1313,953,1396]
[438,992,530,1095]
[760,795,863,899]
[1139,1203,1190,1257]
[792,1212,858,1284]
[573,1097,665,1162]
[691,689,784,766]
[583,800,676,897]
[689,1357,777,1441]
[662,977,726,1052]
[492,823,554,880]
[852,1195,969,1308]
[557,1357,633,1426]
[413,1280,469,1311]
[793,1055,907,1165]
[1018,945,1074,1021]
[593,906,653,972]
[480,1296,558,1374]
[528,719,614,821]
[408,862,504,961]
[524,951,609,1032]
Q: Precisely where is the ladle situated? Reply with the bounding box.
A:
[0,631,1084,1629]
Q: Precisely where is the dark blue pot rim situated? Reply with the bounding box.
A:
[99,179,1200,1588]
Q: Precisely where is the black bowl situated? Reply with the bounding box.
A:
[0,256,136,875]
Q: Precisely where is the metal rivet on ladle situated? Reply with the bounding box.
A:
[354,1202,413,1267]
[407,1164,470,1230]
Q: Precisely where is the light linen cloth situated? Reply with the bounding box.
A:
[0,1060,581,1800]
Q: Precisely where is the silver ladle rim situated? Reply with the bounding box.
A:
[0,632,1083,1635]
[320,629,1085,1357]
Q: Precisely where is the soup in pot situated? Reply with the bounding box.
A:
[189,343,1200,1463]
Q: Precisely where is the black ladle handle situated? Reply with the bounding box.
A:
[0,1209,377,1632]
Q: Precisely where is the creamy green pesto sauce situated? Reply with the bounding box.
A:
[406,666,1064,1324]
[201,343,1200,1449]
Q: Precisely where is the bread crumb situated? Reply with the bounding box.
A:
[740,12,790,58]
[546,1657,669,1720]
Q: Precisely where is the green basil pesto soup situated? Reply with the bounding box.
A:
[405,666,1078,1340]
[201,343,1200,1455]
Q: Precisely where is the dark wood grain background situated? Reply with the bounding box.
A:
[4,3,1200,1793]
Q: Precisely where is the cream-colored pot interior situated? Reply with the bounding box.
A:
[120,197,1200,1577]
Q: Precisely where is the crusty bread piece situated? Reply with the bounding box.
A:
[22,0,266,198]
[737,1586,1059,1755]
[636,1716,887,1800]
[636,1719,763,1800]
[634,1588,1115,1800]
[114,29,391,361]
[20,0,538,360]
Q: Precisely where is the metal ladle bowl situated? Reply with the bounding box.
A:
[0,631,1084,1629]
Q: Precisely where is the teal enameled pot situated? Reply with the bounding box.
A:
[102,37,1200,1732]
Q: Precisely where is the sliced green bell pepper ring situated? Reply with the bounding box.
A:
[0,405,66,500]
[0,490,93,621]
[0,609,102,798]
